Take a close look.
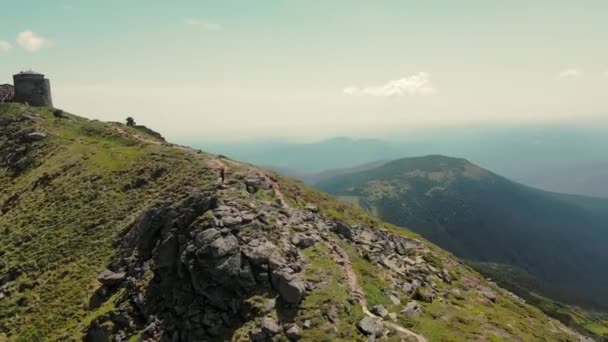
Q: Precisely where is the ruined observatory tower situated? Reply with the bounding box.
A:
[13,70,53,107]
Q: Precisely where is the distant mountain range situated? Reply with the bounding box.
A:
[316,156,608,316]
[194,128,608,197]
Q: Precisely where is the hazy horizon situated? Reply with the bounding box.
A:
[2,1,608,141]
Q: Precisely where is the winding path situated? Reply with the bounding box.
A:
[326,242,427,342]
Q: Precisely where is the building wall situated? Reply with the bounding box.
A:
[13,76,53,107]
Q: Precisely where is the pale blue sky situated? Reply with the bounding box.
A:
[1,1,607,141]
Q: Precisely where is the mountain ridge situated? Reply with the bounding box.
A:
[0,104,591,341]
[316,154,608,337]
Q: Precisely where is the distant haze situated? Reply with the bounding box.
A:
[1,1,608,140]
[193,126,608,197]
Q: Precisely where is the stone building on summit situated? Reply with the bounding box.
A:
[12,70,53,106]
[1,70,53,106]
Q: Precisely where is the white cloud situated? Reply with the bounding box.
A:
[344,72,437,97]
[0,40,11,52]
[16,30,52,52]
[558,67,582,79]
[182,18,221,31]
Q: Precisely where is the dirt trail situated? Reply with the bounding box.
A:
[326,242,427,342]
[112,126,163,145]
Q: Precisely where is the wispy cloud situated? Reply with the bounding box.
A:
[182,18,222,31]
[344,72,437,97]
[16,30,52,52]
[0,40,11,52]
[558,67,582,79]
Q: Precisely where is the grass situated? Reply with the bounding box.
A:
[297,243,365,341]
[0,104,216,340]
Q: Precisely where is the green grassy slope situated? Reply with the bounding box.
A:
[0,105,588,341]
[316,155,608,338]
[0,104,217,340]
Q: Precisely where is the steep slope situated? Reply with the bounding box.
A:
[0,105,587,341]
[316,156,608,334]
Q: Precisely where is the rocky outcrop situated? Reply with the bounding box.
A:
[86,184,321,341]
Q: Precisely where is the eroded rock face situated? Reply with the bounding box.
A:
[88,190,316,341]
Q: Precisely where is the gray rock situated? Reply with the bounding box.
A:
[97,270,126,286]
[261,317,280,335]
[249,328,267,341]
[388,294,401,305]
[285,324,301,341]
[305,204,318,213]
[388,312,397,321]
[209,235,239,258]
[357,316,383,337]
[25,132,46,142]
[302,319,311,329]
[222,215,243,227]
[371,305,388,318]
[276,272,306,304]
[291,234,316,249]
[243,240,280,266]
[333,222,353,240]
[478,287,497,302]
[401,301,422,317]
[451,288,465,300]
[394,238,413,255]
[195,228,221,248]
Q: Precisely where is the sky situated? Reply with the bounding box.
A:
[1,1,607,142]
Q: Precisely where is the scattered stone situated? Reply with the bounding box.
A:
[261,317,280,335]
[388,294,401,305]
[303,319,312,329]
[357,316,383,337]
[478,287,497,302]
[451,288,465,300]
[285,324,301,341]
[291,234,316,249]
[305,204,319,213]
[414,287,435,303]
[97,270,126,286]
[401,301,423,317]
[371,305,389,318]
[250,328,267,341]
[333,222,354,240]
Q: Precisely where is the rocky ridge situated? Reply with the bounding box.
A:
[0,104,590,341]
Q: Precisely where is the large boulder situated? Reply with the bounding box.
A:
[272,271,306,304]
[357,316,383,337]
